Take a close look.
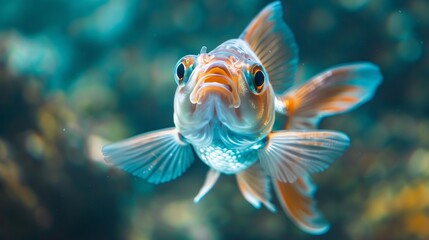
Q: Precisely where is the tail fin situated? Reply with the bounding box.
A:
[279,62,382,129]
[273,175,329,235]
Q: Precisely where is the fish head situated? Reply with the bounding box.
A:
[173,41,275,144]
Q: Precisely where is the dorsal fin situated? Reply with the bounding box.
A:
[240,1,299,94]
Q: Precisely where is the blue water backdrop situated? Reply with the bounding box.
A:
[0,0,428,239]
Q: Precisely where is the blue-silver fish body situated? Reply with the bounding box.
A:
[174,39,274,174]
[103,1,382,235]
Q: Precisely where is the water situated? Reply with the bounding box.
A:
[0,0,428,239]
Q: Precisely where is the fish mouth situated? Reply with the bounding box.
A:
[190,65,240,108]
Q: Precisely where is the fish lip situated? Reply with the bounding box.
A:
[203,61,234,79]
[190,72,240,108]
[200,73,234,92]
[199,82,232,92]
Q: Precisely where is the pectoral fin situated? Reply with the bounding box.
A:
[274,175,329,234]
[236,164,276,212]
[280,62,382,129]
[258,131,350,183]
[102,128,195,184]
[194,169,220,203]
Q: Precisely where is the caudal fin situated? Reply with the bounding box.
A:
[278,62,382,129]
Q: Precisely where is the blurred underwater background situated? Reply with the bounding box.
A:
[0,0,428,239]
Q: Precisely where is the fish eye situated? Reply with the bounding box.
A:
[250,65,266,94]
[174,55,196,86]
[254,70,265,91]
[176,63,185,82]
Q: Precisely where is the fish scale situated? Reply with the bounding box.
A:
[195,139,258,174]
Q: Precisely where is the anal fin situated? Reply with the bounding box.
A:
[236,164,276,212]
[274,175,329,234]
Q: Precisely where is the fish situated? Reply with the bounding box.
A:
[102,1,382,234]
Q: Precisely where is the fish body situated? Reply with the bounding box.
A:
[103,1,382,235]
[174,39,274,174]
